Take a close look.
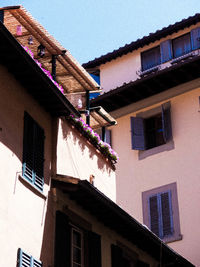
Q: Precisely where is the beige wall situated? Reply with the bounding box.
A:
[56,118,116,201]
[100,22,200,92]
[110,85,200,266]
[0,65,53,266]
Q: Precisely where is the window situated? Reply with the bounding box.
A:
[140,26,200,72]
[142,183,182,243]
[172,33,191,58]
[96,128,112,146]
[17,248,42,267]
[54,211,102,267]
[71,227,84,267]
[141,46,161,71]
[130,102,172,151]
[22,112,45,191]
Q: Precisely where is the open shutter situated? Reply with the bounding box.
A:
[88,231,102,267]
[23,113,35,182]
[160,40,172,63]
[191,27,200,50]
[130,117,146,150]
[111,244,123,267]
[18,249,42,267]
[162,103,172,143]
[34,124,44,191]
[149,195,160,237]
[54,211,71,267]
[161,191,173,237]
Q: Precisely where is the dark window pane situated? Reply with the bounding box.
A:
[73,247,81,264]
[172,33,191,58]
[141,46,161,71]
[73,230,81,247]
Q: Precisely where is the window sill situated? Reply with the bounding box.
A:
[163,233,182,244]
[18,174,47,200]
[138,140,174,160]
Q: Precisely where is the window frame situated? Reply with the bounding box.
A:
[141,45,161,72]
[22,112,45,192]
[71,226,84,267]
[142,182,182,243]
[172,33,192,58]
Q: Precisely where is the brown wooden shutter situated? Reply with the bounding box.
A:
[149,195,160,236]
[111,244,123,267]
[54,211,71,267]
[162,103,172,143]
[88,231,102,267]
[160,40,172,63]
[191,27,200,50]
[130,117,146,150]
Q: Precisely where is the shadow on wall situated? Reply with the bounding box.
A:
[60,118,113,174]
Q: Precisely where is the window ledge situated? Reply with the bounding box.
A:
[170,51,196,64]
[163,233,182,244]
[137,65,160,77]
[18,174,47,200]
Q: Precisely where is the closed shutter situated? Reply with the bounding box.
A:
[0,10,4,23]
[105,129,111,146]
[160,40,172,63]
[130,117,146,150]
[161,191,173,236]
[111,244,123,267]
[18,248,42,267]
[191,27,200,50]
[54,211,71,267]
[34,124,44,191]
[162,103,172,143]
[23,113,35,183]
[88,231,102,267]
[149,195,160,237]
[23,112,44,191]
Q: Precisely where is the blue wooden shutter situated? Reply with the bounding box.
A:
[160,40,172,63]
[161,191,173,237]
[111,244,123,267]
[18,248,42,267]
[23,113,35,183]
[54,211,71,267]
[149,195,160,237]
[191,27,200,50]
[130,117,146,150]
[105,129,111,146]
[162,103,172,143]
[34,124,44,191]
[88,231,102,267]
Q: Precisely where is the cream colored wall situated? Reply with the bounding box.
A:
[111,86,200,266]
[55,190,158,267]
[56,118,116,202]
[0,65,53,266]
[100,22,200,92]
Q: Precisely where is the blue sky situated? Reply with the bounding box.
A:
[2,0,200,64]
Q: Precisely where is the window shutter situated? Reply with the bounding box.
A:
[17,248,42,267]
[34,124,44,191]
[111,244,123,267]
[105,129,111,146]
[88,231,102,267]
[149,195,160,237]
[160,40,172,63]
[130,117,146,150]
[191,27,200,50]
[162,103,172,143]
[23,113,35,182]
[161,191,173,237]
[54,211,71,267]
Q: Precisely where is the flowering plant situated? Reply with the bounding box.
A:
[22,46,64,94]
[69,115,119,163]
